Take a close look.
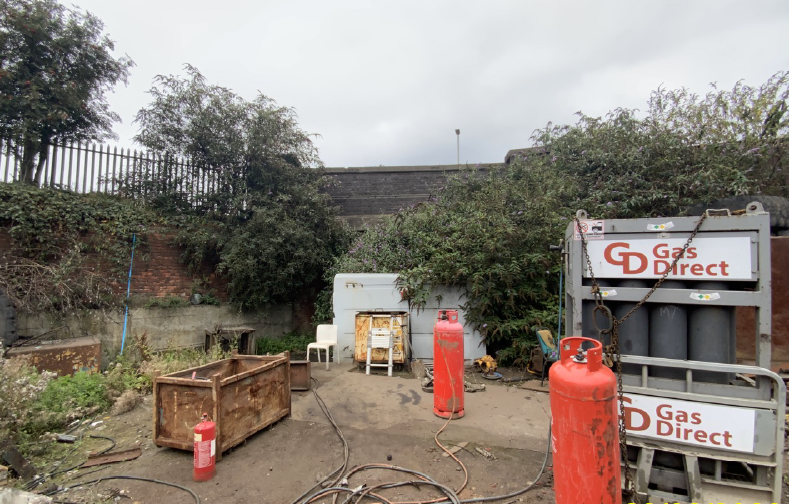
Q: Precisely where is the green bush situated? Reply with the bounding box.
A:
[36,371,110,414]
[256,332,314,358]
[319,72,789,366]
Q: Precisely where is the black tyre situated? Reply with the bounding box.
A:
[0,290,17,348]
[686,195,789,231]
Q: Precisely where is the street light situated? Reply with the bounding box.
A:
[455,129,460,167]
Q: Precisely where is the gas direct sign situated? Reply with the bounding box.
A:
[623,394,756,453]
[585,237,753,280]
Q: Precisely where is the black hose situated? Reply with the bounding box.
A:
[299,487,394,504]
[48,475,200,504]
[289,374,553,504]
[442,425,552,504]
[49,435,117,477]
[88,435,116,456]
[289,377,351,504]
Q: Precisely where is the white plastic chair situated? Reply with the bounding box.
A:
[307,325,338,370]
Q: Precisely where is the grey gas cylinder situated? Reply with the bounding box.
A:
[612,280,649,375]
[689,281,733,384]
[649,281,688,379]
[582,279,612,345]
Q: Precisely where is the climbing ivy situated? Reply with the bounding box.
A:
[0,184,159,313]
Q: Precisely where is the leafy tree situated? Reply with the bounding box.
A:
[319,72,789,365]
[325,161,573,360]
[133,66,350,309]
[531,71,789,219]
[0,0,133,184]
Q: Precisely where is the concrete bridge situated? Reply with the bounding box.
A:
[323,162,502,228]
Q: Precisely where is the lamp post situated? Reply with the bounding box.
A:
[455,129,460,167]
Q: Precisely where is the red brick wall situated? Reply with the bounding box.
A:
[737,236,789,367]
[0,228,228,300]
[128,233,227,300]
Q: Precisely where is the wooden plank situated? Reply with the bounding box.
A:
[82,448,141,468]
[442,441,469,458]
[0,440,37,480]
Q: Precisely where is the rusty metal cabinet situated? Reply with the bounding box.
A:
[354,312,409,364]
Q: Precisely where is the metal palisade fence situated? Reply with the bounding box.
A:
[0,138,223,210]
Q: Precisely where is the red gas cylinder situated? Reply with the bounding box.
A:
[193,413,216,482]
[433,309,465,419]
[549,337,621,504]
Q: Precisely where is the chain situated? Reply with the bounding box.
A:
[574,212,707,504]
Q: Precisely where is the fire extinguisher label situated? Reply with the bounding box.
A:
[194,433,202,442]
[196,440,212,468]
[211,439,216,457]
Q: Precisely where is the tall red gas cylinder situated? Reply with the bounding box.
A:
[549,337,621,504]
[193,413,216,482]
[433,309,465,419]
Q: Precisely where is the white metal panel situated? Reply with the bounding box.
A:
[332,273,485,363]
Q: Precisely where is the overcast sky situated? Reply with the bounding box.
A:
[74,0,789,168]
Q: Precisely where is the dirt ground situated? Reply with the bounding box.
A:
[50,364,556,504]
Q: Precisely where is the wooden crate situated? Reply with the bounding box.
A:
[153,353,290,460]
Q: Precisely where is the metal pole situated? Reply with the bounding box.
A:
[455,129,460,167]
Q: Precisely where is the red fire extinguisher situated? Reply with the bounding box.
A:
[194,413,216,482]
[433,309,465,419]
[549,337,621,504]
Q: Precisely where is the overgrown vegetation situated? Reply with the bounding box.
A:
[0,184,160,313]
[319,72,789,365]
[132,66,352,310]
[255,332,314,359]
[0,333,232,458]
[325,161,572,357]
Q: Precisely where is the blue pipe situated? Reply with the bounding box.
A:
[120,234,136,355]
[557,259,563,341]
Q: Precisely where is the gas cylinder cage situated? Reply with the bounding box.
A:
[564,203,785,504]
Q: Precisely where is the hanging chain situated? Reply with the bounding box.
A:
[574,212,707,504]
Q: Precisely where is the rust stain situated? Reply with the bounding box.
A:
[7,337,100,377]
[437,339,459,349]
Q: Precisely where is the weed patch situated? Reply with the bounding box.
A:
[256,332,314,359]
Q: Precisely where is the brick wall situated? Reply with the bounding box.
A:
[129,233,227,300]
[323,164,498,228]
[0,228,228,301]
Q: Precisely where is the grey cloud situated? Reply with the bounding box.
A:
[75,0,789,167]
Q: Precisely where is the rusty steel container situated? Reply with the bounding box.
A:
[549,336,621,504]
[153,353,291,460]
[433,309,464,419]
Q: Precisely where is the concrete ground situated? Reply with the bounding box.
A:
[52,363,555,504]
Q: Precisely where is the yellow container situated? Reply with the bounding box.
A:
[354,312,409,364]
